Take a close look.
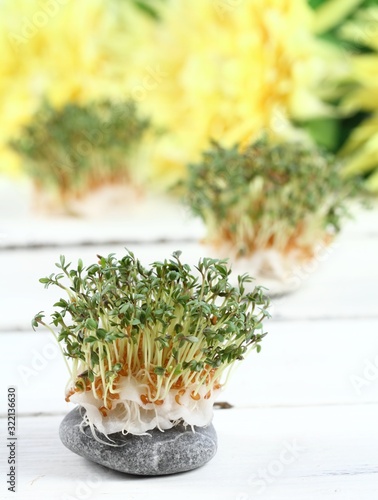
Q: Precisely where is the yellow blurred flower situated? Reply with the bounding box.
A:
[0,0,341,186]
[0,0,152,176]
[339,7,378,191]
[125,0,337,185]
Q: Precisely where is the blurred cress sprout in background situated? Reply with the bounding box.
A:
[0,0,156,177]
[9,99,150,213]
[182,136,360,291]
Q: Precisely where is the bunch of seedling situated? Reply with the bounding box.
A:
[33,250,269,435]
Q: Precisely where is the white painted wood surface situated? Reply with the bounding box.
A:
[0,185,377,499]
[1,404,378,500]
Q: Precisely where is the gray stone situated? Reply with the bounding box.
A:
[59,407,217,476]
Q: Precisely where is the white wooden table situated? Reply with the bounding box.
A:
[1,180,377,500]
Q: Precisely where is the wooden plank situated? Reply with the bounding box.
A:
[272,230,378,321]
[0,179,204,248]
[0,179,376,249]
[0,404,377,500]
[2,318,377,416]
[0,231,377,331]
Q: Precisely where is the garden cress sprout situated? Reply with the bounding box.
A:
[10,99,150,210]
[183,137,358,282]
[33,250,269,436]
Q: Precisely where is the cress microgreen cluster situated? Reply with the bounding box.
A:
[183,137,358,259]
[32,251,269,418]
[10,99,150,205]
